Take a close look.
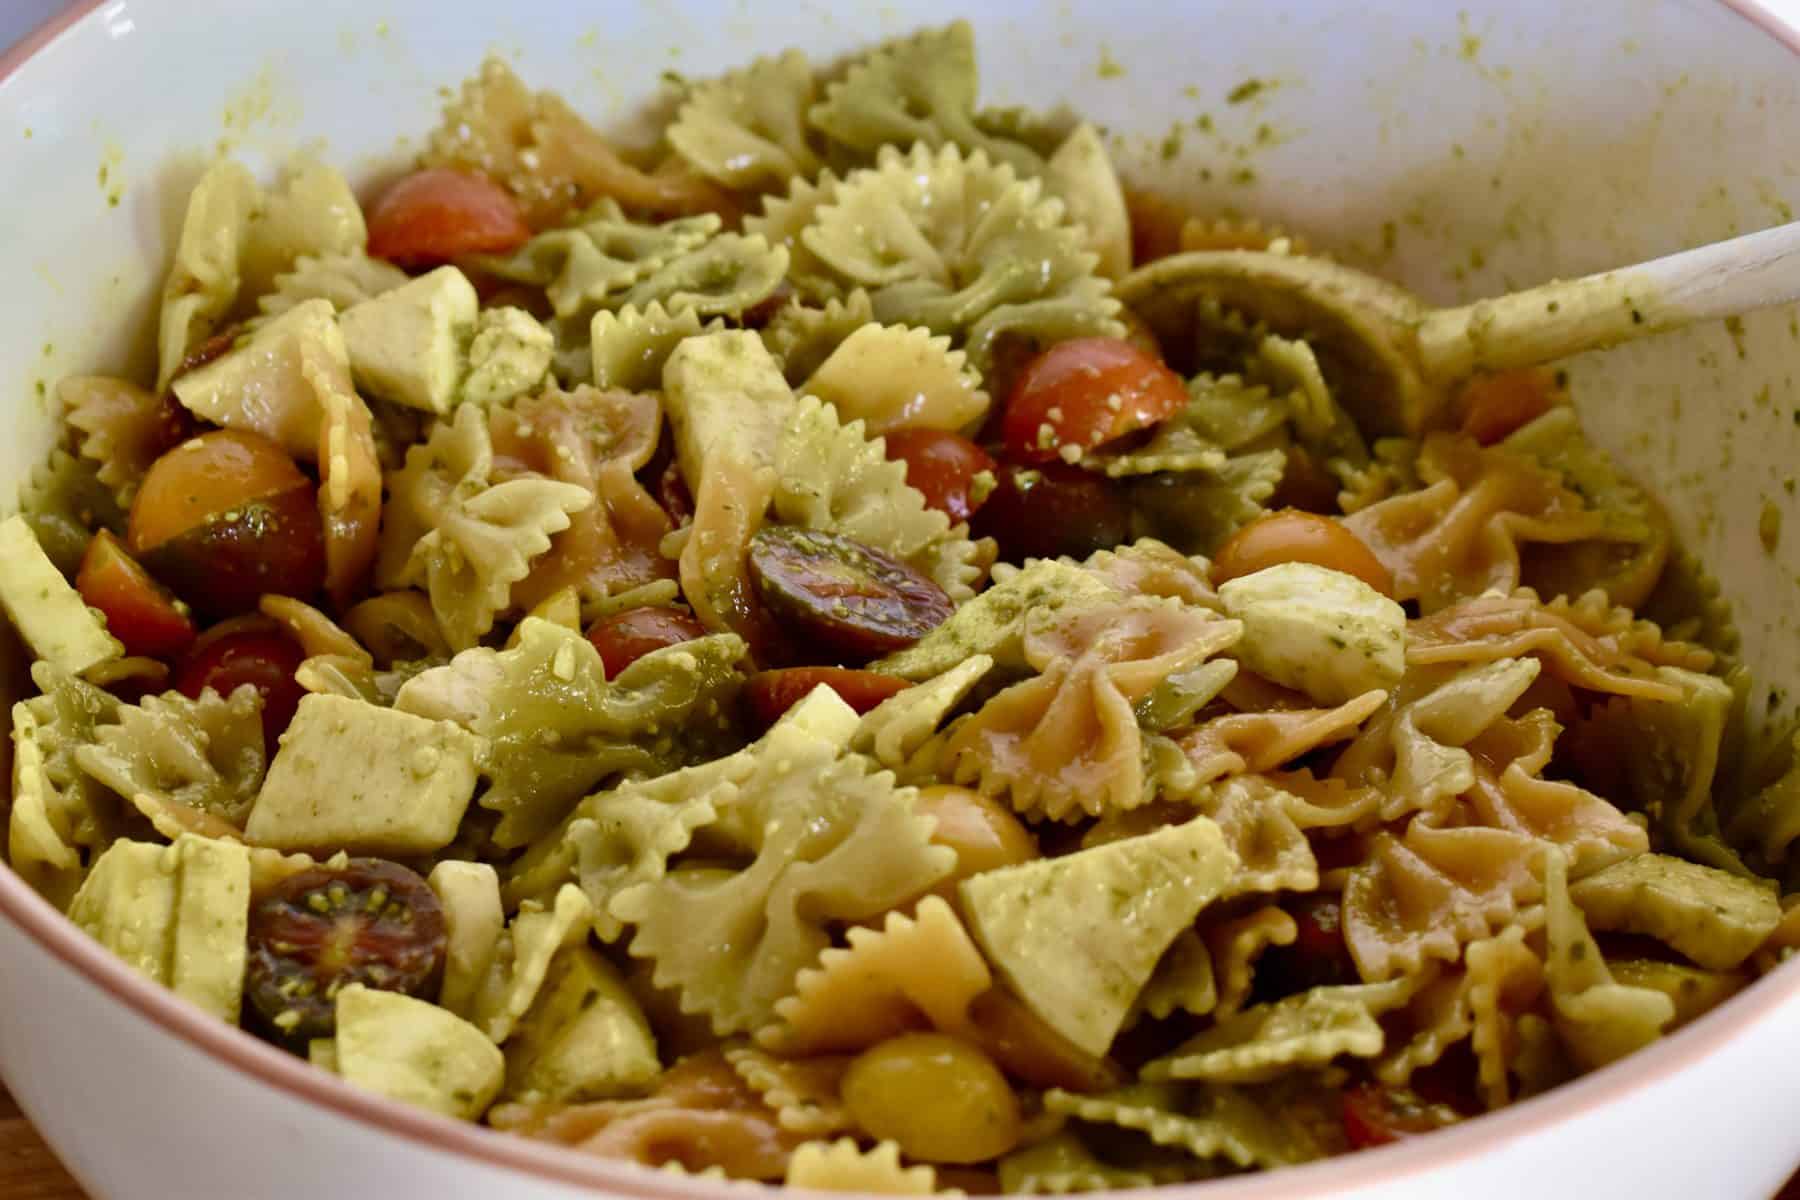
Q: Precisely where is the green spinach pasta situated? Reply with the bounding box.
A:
[7,21,1800,1193]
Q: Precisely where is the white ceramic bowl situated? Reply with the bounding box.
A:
[6,2,1800,1197]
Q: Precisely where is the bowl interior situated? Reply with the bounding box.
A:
[2,0,1800,1194]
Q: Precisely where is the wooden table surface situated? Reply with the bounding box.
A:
[0,1078,1793,1199]
[0,1088,81,1200]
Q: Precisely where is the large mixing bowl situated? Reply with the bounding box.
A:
[4,1,1800,1196]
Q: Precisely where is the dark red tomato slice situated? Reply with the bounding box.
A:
[586,607,707,678]
[969,461,1133,565]
[1287,894,1357,987]
[174,624,307,757]
[747,525,953,661]
[739,280,794,330]
[129,430,326,620]
[1406,1046,1483,1117]
[1252,893,1358,1003]
[1270,443,1343,514]
[1458,368,1557,446]
[245,858,446,1043]
[171,326,242,381]
[744,667,911,728]
[366,167,531,269]
[76,530,196,660]
[1000,337,1188,464]
[1341,1083,1465,1151]
[141,486,326,622]
[884,429,998,524]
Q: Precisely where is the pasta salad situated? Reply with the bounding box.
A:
[4,20,1797,1193]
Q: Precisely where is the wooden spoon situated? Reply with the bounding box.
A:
[1116,221,1800,434]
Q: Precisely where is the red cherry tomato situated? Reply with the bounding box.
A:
[1458,368,1558,446]
[245,858,446,1043]
[128,430,326,620]
[744,668,911,728]
[1212,510,1396,598]
[748,526,953,661]
[1289,894,1357,987]
[585,607,708,678]
[657,457,695,526]
[76,530,196,660]
[1000,337,1188,464]
[884,429,998,524]
[1251,894,1358,1003]
[1341,1083,1465,1151]
[969,461,1133,565]
[367,167,531,270]
[173,624,307,757]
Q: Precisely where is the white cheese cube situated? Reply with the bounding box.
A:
[0,515,121,673]
[337,266,479,413]
[1218,561,1405,704]
[245,694,482,854]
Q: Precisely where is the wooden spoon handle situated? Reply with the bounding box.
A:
[1416,219,1800,381]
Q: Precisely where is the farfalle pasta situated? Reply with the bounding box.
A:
[7,22,1798,1194]
[489,385,675,610]
[944,598,1240,819]
[379,404,592,648]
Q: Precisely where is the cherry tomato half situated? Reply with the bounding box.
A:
[1211,509,1395,598]
[1458,368,1558,446]
[76,530,196,660]
[367,167,532,270]
[174,623,307,757]
[245,858,446,1043]
[1340,1083,1465,1151]
[1257,894,1358,1000]
[884,429,997,524]
[657,456,695,527]
[1000,337,1188,464]
[747,526,953,662]
[129,431,326,620]
[586,607,707,678]
[743,667,911,729]
[969,461,1133,565]
[913,785,1038,899]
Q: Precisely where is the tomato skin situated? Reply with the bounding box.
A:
[129,430,326,620]
[585,607,707,678]
[748,526,953,661]
[171,327,242,381]
[76,530,196,660]
[1284,895,1358,990]
[141,485,326,621]
[657,457,695,526]
[366,167,531,269]
[1211,509,1395,598]
[1270,443,1343,514]
[969,461,1133,565]
[913,785,1038,897]
[173,625,307,756]
[1341,1083,1464,1151]
[884,429,998,524]
[1459,368,1557,446]
[743,667,910,728]
[1000,338,1188,464]
[128,430,313,557]
[245,858,446,1043]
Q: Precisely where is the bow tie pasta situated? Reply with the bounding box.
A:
[7,19,1796,1194]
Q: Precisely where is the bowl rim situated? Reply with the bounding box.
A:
[4,0,1800,1195]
